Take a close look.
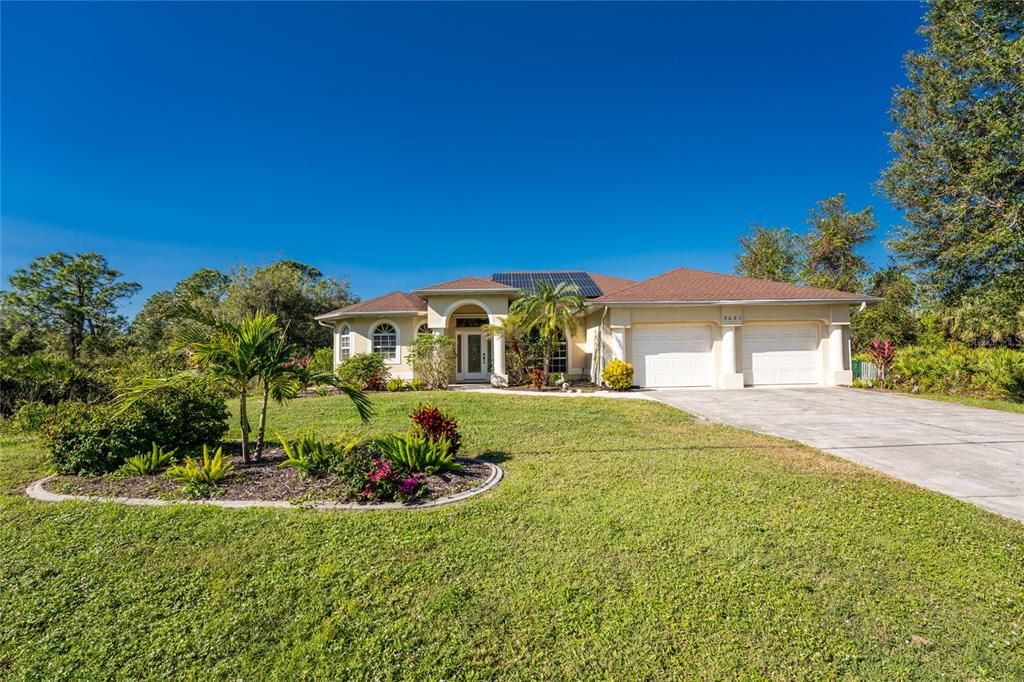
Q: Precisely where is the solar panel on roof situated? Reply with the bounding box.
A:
[490,271,603,298]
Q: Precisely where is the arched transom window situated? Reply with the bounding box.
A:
[338,324,351,361]
[371,322,398,360]
[417,323,430,336]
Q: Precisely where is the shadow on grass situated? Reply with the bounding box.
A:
[477,451,513,464]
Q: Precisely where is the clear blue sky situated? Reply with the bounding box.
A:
[1,2,926,315]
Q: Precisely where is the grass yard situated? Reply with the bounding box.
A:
[2,393,1023,680]
[908,392,1024,415]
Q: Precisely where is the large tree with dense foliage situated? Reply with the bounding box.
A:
[734,224,802,283]
[801,194,876,292]
[131,260,354,354]
[1,252,140,359]
[880,0,1023,346]
[510,281,586,378]
[219,260,355,352]
[130,268,230,352]
[851,267,921,351]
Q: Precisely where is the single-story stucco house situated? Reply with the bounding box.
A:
[315,268,876,389]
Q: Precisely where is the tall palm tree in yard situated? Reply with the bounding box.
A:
[124,306,371,464]
[510,281,586,378]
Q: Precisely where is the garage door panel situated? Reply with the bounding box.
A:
[742,325,820,386]
[632,325,712,388]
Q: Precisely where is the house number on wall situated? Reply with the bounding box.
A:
[721,312,743,325]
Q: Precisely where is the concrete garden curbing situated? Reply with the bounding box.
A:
[26,461,504,512]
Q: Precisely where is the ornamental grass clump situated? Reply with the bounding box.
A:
[119,443,176,476]
[166,445,233,498]
[373,432,457,475]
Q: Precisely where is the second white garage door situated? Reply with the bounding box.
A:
[742,324,820,385]
[632,325,713,387]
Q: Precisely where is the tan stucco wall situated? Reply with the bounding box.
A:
[332,315,426,380]
[426,294,511,328]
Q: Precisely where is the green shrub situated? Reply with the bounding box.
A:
[4,401,58,433]
[308,347,334,376]
[166,445,233,497]
[329,441,377,495]
[278,433,358,478]
[336,353,390,391]
[41,378,229,474]
[119,443,177,476]
[386,378,409,392]
[602,360,634,391]
[889,343,1024,399]
[407,334,456,389]
[408,379,426,391]
[0,353,110,416]
[373,432,457,474]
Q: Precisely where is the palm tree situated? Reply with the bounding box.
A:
[510,281,586,379]
[251,334,371,459]
[175,309,278,463]
[122,306,371,465]
[482,311,533,385]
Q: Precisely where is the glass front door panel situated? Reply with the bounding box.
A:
[467,334,482,373]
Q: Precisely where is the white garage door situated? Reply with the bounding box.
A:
[631,325,713,387]
[742,324,820,386]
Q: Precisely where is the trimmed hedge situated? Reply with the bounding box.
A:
[41,380,229,474]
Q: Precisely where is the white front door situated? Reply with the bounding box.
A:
[631,325,713,387]
[742,324,821,385]
[456,331,489,382]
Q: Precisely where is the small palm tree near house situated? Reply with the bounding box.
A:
[482,311,533,386]
[250,331,366,459]
[510,281,586,379]
[123,306,371,464]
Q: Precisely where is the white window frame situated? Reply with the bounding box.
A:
[550,331,568,374]
[338,323,352,362]
[370,320,400,364]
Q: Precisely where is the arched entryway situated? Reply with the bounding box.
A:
[444,302,493,383]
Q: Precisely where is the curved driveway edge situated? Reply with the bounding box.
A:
[650,387,1024,523]
[26,461,504,512]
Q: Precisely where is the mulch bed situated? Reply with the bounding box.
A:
[42,448,494,506]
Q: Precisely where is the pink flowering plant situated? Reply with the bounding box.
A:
[357,457,425,503]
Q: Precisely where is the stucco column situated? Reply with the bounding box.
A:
[719,325,744,389]
[491,332,506,386]
[721,327,736,374]
[610,327,626,362]
[828,324,851,386]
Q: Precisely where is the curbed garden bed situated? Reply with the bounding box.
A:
[31,448,501,510]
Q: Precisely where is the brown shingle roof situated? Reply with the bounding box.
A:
[414,276,515,292]
[315,291,427,319]
[592,268,872,304]
[587,272,636,296]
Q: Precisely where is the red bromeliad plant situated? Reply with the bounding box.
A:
[409,404,461,455]
[866,338,896,380]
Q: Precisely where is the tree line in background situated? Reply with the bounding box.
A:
[736,0,1022,352]
[0,256,355,415]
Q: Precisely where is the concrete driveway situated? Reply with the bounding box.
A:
[649,387,1024,522]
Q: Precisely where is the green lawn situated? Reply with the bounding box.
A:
[2,393,1023,680]
[908,392,1024,414]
